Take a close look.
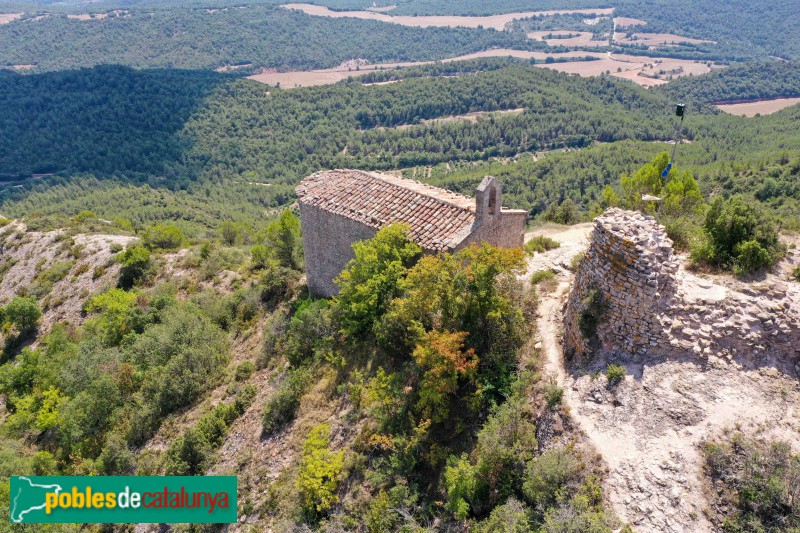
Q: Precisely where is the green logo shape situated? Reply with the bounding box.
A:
[9,476,237,524]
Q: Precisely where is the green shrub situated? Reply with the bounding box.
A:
[84,288,143,346]
[365,491,397,533]
[541,494,615,533]
[141,224,184,251]
[219,221,251,246]
[444,453,480,520]
[525,236,561,255]
[694,196,784,274]
[734,240,772,275]
[72,210,97,223]
[444,396,538,519]
[522,448,584,508]
[164,427,211,476]
[544,379,564,410]
[118,245,152,289]
[262,367,312,436]
[130,304,229,417]
[569,252,584,272]
[336,223,421,336]
[578,288,605,340]
[297,424,344,516]
[250,244,271,269]
[543,198,582,225]
[31,451,58,476]
[605,364,626,385]
[24,260,75,299]
[474,498,534,533]
[663,215,703,252]
[2,296,42,336]
[285,299,335,367]
[235,361,255,382]
[530,269,556,285]
[704,434,800,531]
[97,432,135,475]
[39,260,74,284]
[73,262,90,276]
[259,263,299,308]
[794,266,800,282]
[259,209,303,270]
[112,218,134,232]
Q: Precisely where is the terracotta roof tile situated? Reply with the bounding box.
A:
[296,170,477,251]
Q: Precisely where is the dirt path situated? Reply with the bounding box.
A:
[538,280,570,384]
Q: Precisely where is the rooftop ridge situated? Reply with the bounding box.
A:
[360,170,476,212]
[296,169,480,251]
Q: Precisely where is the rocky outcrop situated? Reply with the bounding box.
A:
[564,208,800,366]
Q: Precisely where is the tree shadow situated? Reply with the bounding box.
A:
[0,65,228,183]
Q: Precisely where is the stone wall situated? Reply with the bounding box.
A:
[564,208,800,365]
[299,203,377,298]
[458,210,528,251]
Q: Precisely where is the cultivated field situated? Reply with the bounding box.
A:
[716,97,800,116]
[281,3,614,30]
[616,32,714,47]
[0,13,22,24]
[249,49,712,89]
[247,50,607,88]
[613,16,647,28]
[527,30,609,47]
[538,53,712,82]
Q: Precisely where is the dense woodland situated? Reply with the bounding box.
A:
[0,6,533,72]
[655,61,800,104]
[2,61,800,233]
[1,0,798,73]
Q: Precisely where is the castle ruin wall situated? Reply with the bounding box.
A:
[564,208,800,365]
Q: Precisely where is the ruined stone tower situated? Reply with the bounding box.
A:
[564,208,800,363]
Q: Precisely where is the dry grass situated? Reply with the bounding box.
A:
[616,32,714,47]
[613,16,647,28]
[527,30,609,48]
[65,10,128,21]
[716,98,800,117]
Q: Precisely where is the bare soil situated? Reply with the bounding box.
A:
[0,222,137,336]
[388,108,525,130]
[0,13,22,24]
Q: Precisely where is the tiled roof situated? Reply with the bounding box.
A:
[296,169,478,251]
